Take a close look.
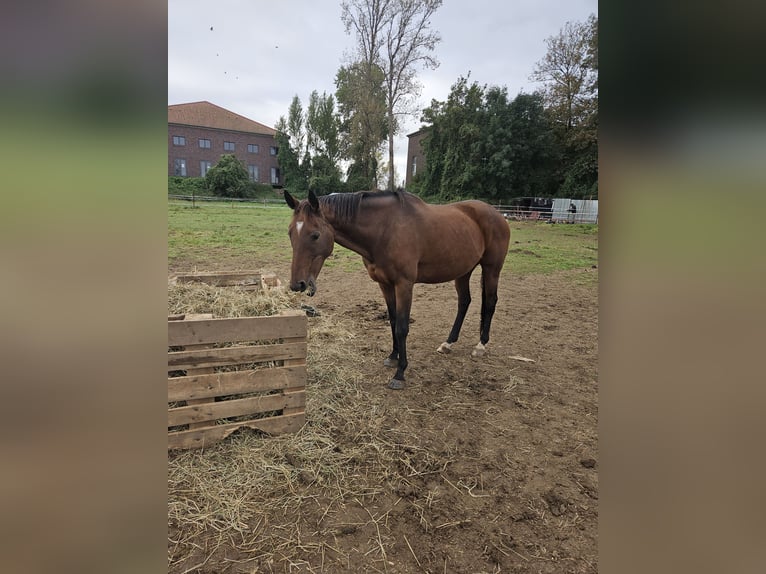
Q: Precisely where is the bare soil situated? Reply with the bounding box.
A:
[169,256,598,573]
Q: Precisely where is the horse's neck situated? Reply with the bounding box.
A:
[322,205,376,261]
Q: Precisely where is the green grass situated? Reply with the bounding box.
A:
[168,200,598,276]
[506,221,598,275]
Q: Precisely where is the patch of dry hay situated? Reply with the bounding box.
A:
[168,284,430,573]
[168,282,301,318]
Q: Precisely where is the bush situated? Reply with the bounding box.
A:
[168,176,207,196]
[205,154,250,198]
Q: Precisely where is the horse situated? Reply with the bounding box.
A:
[284,189,511,390]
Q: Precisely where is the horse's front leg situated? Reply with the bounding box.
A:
[388,281,414,390]
[378,283,398,368]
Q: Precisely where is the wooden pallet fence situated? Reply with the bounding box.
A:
[167,310,307,450]
[170,270,281,291]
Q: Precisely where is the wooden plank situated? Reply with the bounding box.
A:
[168,390,305,427]
[173,271,263,286]
[168,412,306,450]
[168,341,306,371]
[168,314,307,347]
[281,318,307,416]
[168,365,306,402]
[176,314,216,431]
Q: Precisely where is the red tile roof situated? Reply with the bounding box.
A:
[168,101,276,136]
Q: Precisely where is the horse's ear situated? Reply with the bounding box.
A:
[308,189,320,212]
[284,190,298,210]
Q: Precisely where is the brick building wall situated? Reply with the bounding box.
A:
[168,125,280,183]
[405,128,428,189]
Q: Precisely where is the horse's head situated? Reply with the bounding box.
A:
[284,189,334,296]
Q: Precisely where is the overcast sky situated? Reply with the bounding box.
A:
[168,0,597,186]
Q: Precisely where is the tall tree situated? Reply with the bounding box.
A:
[420,76,484,200]
[286,95,305,154]
[306,90,341,164]
[342,0,442,190]
[335,61,388,190]
[418,77,560,201]
[530,18,593,133]
[274,116,308,196]
[530,15,598,198]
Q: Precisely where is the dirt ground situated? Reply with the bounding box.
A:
[169,252,598,573]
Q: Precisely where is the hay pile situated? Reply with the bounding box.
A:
[168,282,301,318]
[167,283,426,573]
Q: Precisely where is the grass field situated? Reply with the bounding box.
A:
[168,199,598,277]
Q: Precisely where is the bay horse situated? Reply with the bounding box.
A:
[284,189,510,390]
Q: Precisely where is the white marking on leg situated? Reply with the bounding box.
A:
[296,221,304,235]
[471,342,486,358]
[437,342,452,354]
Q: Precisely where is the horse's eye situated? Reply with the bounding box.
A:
[310,231,320,241]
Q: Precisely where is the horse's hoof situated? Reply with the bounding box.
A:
[388,379,405,390]
[471,343,486,358]
[437,342,452,354]
[383,357,397,368]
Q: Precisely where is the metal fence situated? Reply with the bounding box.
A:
[493,198,598,224]
[168,194,599,222]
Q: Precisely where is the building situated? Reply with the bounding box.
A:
[405,128,429,189]
[168,101,281,185]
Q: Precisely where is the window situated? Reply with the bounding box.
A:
[247,144,259,153]
[199,138,211,149]
[248,165,259,182]
[411,156,417,177]
[269,146,278,156]
[224,141,235,151]
[174,158,187,176]
[270,167,280,185]
[200,160,212,177]
[172,135,186,146]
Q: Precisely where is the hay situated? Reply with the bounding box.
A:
[168,282,301,318]
[168,282,429,573]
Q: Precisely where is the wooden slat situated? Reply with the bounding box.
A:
[168,390,305,427]
[282,327,308,417]
[168,365,306,402]
[173,271,262,286]
[168,341,306,371]
[168,314,307,347]
[178,315,216,431]
[168,412,306,450]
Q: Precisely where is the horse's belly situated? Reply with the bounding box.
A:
[417,258,478,283]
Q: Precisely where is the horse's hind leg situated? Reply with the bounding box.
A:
[437,272,472,354]
[473,266,500,358]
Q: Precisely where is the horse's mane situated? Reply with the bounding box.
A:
[319,190,416,225]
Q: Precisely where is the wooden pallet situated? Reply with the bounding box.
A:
[170,270,281,290]
[167,310,306,450]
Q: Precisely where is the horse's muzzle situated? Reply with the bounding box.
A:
[290,278,316,297]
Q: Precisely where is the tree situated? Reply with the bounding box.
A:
[418,77,561,201]
[335,61,388,190]
[204,154,250,197]
[306,90,341,164]
[530,14,598,198]
[286,96,305,154]
[275,117,308,196]
[277,91,346,197]
[420,76,484,200]
[342,0,442,190]
[530,18,593,133]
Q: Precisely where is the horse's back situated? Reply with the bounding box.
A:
[449,200,510,255]
[409,199,509,280]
